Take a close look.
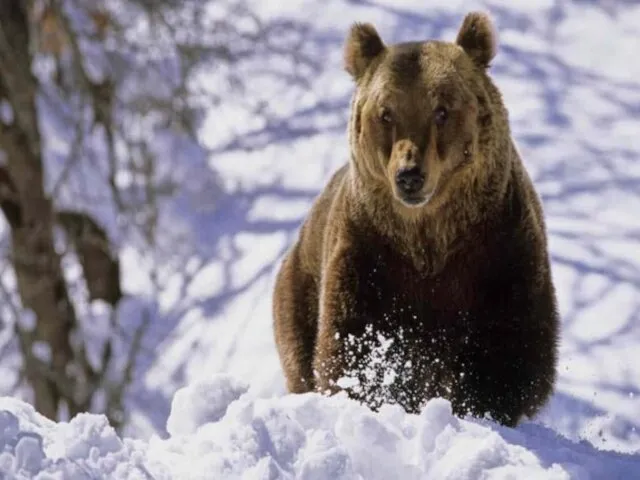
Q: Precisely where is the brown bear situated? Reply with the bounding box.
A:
[272,11,560,427]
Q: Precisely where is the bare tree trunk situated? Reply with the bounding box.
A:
[0,0,79,419]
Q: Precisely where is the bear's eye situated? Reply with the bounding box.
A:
[434,106,448,127]
[380,108,393,126]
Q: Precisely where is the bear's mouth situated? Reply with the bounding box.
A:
[397,190,435,208]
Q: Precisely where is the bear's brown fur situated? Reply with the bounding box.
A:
[272,11,560,427]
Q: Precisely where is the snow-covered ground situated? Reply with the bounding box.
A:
[2,0,640,477]
[1,374,639,479]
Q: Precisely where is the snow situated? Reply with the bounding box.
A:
[165,375,249,436]
[1,374,639,479]
[30,342,52,365]
[1,0,640,477]
[0,100,13,125]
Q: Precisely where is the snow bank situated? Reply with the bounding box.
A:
[1,375,638,479]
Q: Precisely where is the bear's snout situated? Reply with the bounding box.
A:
[395,166,425,195]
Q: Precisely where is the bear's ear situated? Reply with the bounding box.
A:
[455,12,497,69]
[344,23,386,81]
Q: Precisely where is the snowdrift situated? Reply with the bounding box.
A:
[1,375,638,480]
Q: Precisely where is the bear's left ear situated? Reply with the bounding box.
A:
[344,22,386,81]
[455,12,497,69]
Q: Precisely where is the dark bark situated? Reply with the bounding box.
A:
[56,209,122,306]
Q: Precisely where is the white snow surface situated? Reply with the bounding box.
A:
[1,374,639,479]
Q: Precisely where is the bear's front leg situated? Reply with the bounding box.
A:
[312,241,360,396]
[459,265,559,427]
[272,243,320,394]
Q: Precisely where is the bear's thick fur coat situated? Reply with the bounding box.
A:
[272,11,560,427]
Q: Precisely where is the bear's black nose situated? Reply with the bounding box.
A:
[395,167,425,195]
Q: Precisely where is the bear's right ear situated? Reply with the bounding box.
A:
[344,23,386,81]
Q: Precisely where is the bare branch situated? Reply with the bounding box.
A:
[56,209,122,306]
[105,307,151,432]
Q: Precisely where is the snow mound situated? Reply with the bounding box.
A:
[1,374,639,479]
[166,375,249,437]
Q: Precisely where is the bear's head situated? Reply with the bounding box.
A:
[344,12,508,213]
